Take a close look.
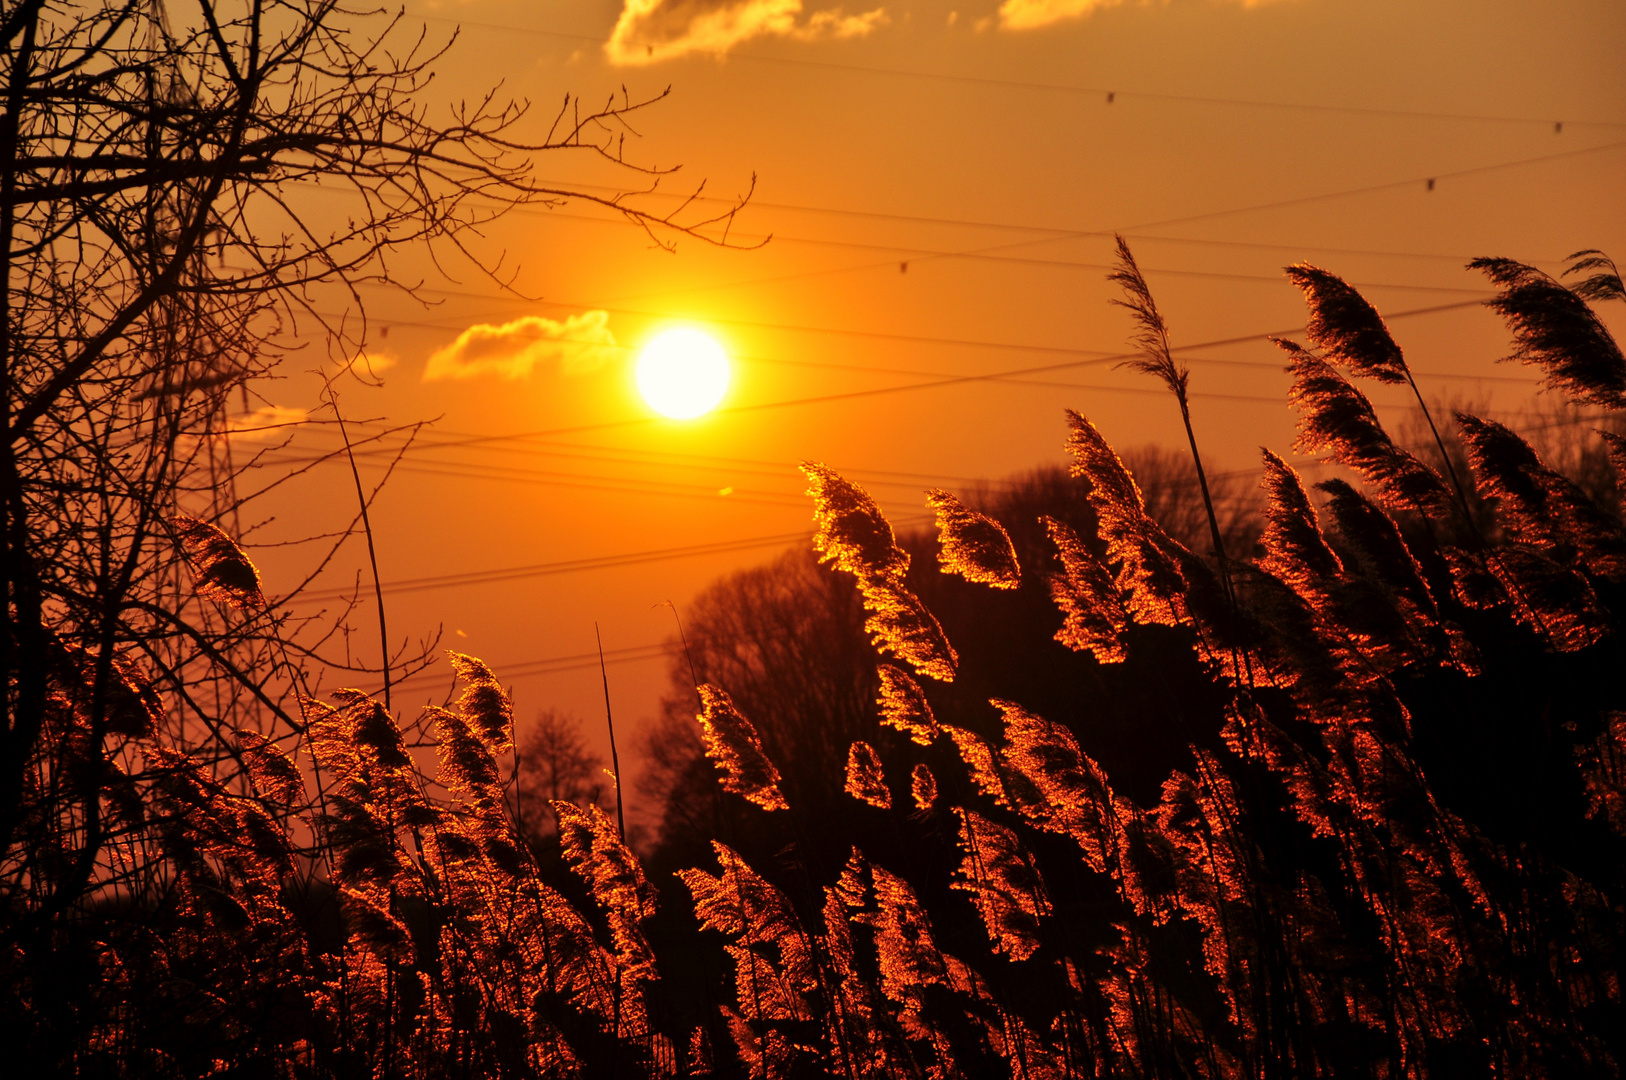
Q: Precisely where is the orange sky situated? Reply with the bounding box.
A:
[242,0,1626,819]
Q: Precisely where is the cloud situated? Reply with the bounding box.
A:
[998,0,1285,32]
[223,406,308,444]
[422,311,621,382]
[338,348,398,381]
[998,0,1123,30]
[605,0,887,65]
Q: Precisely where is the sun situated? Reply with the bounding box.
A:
[635,328,730,419]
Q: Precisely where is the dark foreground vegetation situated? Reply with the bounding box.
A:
[10,230,1626,1076]
[8,2,1626,1078]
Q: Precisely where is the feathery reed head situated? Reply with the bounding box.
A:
[1109,235,1188,401]
[1565,249,1624,304]
[338,886,414,966]
[844,740,892,809]
[352,700,411,770]
[803,463,958,680]
[802,462,909,581]
[911,763,937,811]
[1042,515,1129,662]
[944,725,1011,809]
[553,800,658,977]
[876,664,941,745]
[1279,338,1450,514]
[428,704,502,804]
[1284,263,1409,384]
[926,488,1021,589]
[1258,449,1343,590]
[235,730,306,807]
[953,808,1049,961]
[1480,545,1611,652]
[696,684,788,811]
[172,516,263,607]
[449,652,513,754]
[861,578,960,681]
[1457,412,1626,578]
[1316,478,1439,623]
[51,644,161,737]
[1604,432,1626,510]
[1064,410,1188,625]
[1471,255,1626,407]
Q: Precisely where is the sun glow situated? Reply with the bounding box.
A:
[635,328,730,419]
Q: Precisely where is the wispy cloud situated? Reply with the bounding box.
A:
[423,311,621,382]
[222,406,308,444]
[998,0,1286,32]
[605,0,886,66]
[337,348,398,381]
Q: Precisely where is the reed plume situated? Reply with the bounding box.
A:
[1565,248,1624,304]
[993,700,1141,896]
[1064,410,1187,626]
[680,842,819,1040]
[803,462,959,680]
[1316,479,1440,626]
[1258,449,1343,593]
[926,487,1022,588]
[449,651,514,754]
[1285,261,1411,383]
[953,807,1050,961]
[1456,412,1626,578]
[944,724,1012,809]
[801,461,910,581]
[697,684,789,811]
[910,763,937,811]
[1042,514,1129,662]
[172,516,264,606]
[1457,544,1611,652]
[860,579,960,682]
[1471,255,1626,407]
[234,729,306,807]
[553,800,659,979]
[50,643,161,737]
[1110,236,1234,583]
[1576,711,1626,835]
[844,741,891,809]
[875,663,940,745]
[1280,339,1450,514]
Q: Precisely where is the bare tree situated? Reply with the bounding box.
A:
[0,0,749,1064]
[515,708,613,842]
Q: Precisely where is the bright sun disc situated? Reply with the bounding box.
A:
[636,328,730,419]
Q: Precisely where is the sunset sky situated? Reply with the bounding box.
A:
[247,0,1625,812]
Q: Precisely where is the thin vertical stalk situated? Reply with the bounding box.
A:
[329,390,391,714]
[595,622,625,843]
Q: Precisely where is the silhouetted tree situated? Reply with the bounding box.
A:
[0,0,748,1071]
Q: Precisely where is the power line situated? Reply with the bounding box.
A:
[437,203,1500,295]
[517,178,1574,265]
[325,424,1030,490]
[389,642,677,690]
[559,139,1626,309]
[303,296,1498,458]
[406,12,1626,131]
[289,529,820,603]
[335,304,1538,390]
[290,131,1625,316]
[255,452,817,508]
